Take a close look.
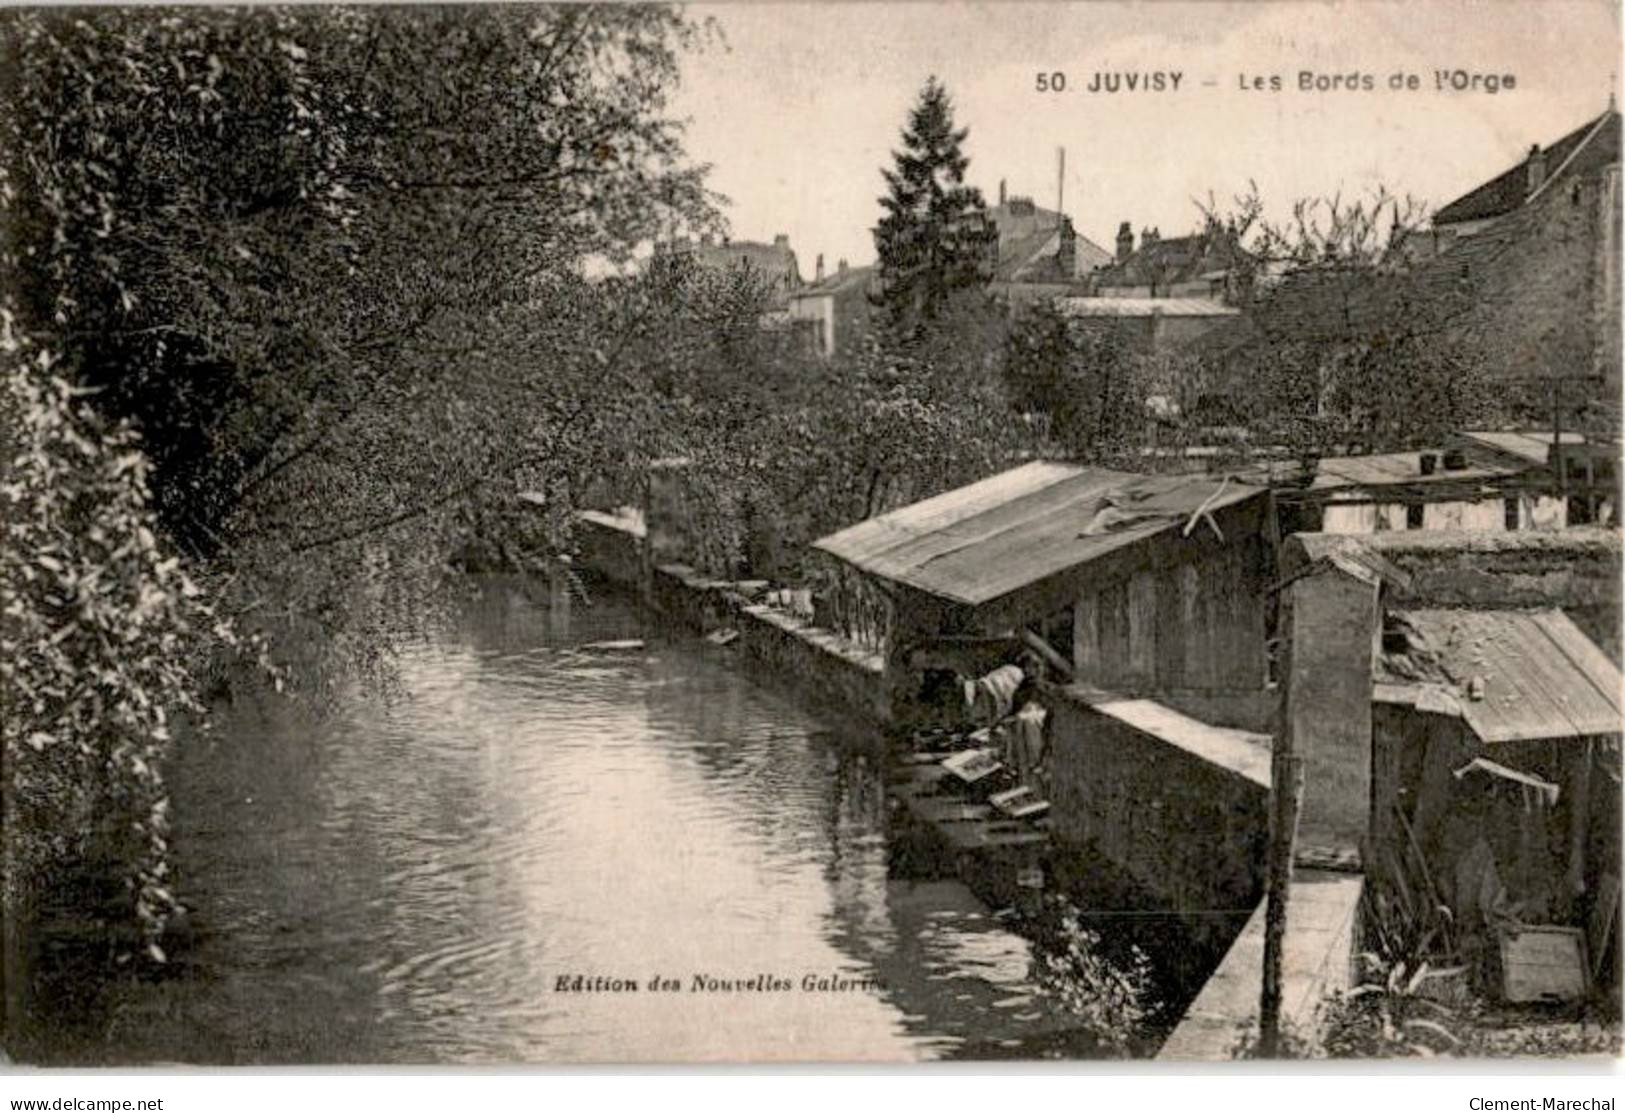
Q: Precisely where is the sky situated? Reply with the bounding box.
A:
[672,0,1621,271]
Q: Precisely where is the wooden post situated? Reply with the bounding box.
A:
[1261,563,1308,1058]
[1259,747,1305,1057]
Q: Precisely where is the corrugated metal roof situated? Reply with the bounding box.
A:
[812,461,1263,607]
[1059,296,1240,318]
[1377,608,1621,743]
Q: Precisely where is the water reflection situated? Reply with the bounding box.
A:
[96,578,1078,1063]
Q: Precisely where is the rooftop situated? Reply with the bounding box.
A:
[792,264,876,299]
[1433,110,1621,227]
[1375,607,1621,743]
[1095,226,1249,292]
[1059,296,1240,319]
[1456,429,1597,466]
[1305,450,1516,490]
[812,461,1262,608]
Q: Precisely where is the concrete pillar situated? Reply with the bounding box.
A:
[1281,557,1381,858]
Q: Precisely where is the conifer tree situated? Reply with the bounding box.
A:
[873,77,993,330]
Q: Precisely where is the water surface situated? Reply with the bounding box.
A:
[98,580,1079,1063]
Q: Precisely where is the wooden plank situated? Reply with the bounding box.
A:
[1179,562,1205,688]
[1098,580,1131,689]
[1128,569,1157,687]
[1501,927,1588,1004]
[1073,590,1101,681]
[1589,874,1620,981]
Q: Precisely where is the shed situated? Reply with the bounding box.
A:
[1369,606,1622,978]
[812,461,1275,696]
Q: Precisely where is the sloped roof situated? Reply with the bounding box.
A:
[1307,450,1516,489]
[1434,110,1620,226]
[1095,228,1247,291]
[1457,430,1591,466]
[812,461,1263,608]
[1059,296,1239,319]
[995,227,1114,284]
[1375,607,1621,743]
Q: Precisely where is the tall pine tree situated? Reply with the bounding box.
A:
[873,77,993,331]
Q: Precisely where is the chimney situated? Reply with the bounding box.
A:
[774,233,790,249]
[1142,226,1160,246]
[999,178,1007,206]
[1116,220,1134,261]
[1057,216,1077,278]
[815,254,825,282]
[838,259,848,275]
[1526,144,1547,195]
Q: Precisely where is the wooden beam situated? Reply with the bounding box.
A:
[1021,628,1075,680]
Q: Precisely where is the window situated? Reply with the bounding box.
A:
[1504,497,1521,531]
[1406,503,1425,530]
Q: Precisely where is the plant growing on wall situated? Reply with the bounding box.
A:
[1029,895,1157,1057]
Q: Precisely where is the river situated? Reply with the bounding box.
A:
[78,578,1096,1064]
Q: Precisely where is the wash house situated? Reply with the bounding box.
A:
[811,460,1279,728]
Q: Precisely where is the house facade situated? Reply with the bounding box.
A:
[984,183,1114,304]
[785,259,876,357]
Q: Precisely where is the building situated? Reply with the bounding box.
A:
[786,259,876,357]
[811,460,1276,725]
[1276,530,1623,1002]
[1240,446,1569,537]
[1399,108,1622,408]
[985,183,1113,304]
[1182,108,1621,440]
[1454,429,1620,528]
[1397,108,1622,261]
[653,232,805,311]
[1092,220,1250,301]
[1057,295,1240,353]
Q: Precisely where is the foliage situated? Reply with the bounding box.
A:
[1001,299,1151,465]
[0,5,719,981]
[1188,186,1517,458]
[2,5,719,687]
[0,319,267,955]
[872,78,993,332]
[672,290,1034,587]
[1317,953,1466,1058]
[1029,895,1157,1057]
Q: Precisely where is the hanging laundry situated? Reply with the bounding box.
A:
[965,664,1024,726]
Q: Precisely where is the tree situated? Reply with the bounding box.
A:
[2,6,720,685]
[1002,299,1150,466]
[872,77,993,332]
[0,314,271,994]
[1187,187,1518,461]
[0,6,722,1013]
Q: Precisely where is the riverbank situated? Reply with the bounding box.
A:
[570,506,1394,1060]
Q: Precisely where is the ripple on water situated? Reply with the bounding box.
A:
[123,586,1079,1064]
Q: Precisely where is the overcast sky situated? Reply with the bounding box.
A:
[672,0,1620,270]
